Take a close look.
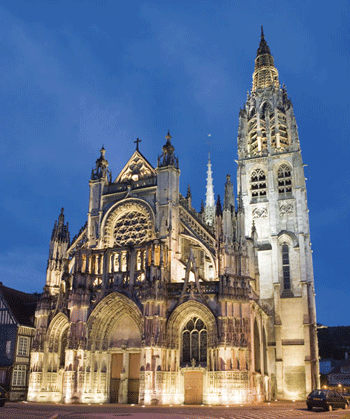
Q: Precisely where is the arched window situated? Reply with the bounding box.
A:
[278,164,292,196]
[282,243,291,290]
[254,319,261,373]
[182,317,207,365]
[248,116,258,155]
[251,168,267,198]
[263,328,268,375]
[59,327,68,368]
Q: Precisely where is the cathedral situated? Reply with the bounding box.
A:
[28,29,319,405]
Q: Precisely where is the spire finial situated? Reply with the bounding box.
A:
[253,27,279,91]
[165,130,172,143]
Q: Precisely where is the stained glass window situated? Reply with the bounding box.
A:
[182,317,207,365]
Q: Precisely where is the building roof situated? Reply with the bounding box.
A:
[0,282,40,327]
[329,360,350,375]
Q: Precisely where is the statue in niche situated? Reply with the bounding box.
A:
[81,254,86,272]
[114,253,120,271]
[121,252,127,271]
[136,251,142,270]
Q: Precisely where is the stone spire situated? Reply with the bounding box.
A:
[158,131,179,168]
[204,152,215,226]
[51,208,70,244]
[224,174,235,212]
[252,27,280,91]
[46,208,70,293]
[216,194,222,217]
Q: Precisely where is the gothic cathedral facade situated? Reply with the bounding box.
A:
[28,30,319,405]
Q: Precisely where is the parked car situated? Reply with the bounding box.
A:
[0,386,7,407]
[342,393,350,403]
[307,389,348,411]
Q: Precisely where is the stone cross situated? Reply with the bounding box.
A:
[134,138,141,151]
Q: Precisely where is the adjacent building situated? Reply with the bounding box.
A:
[28,29,319,405]
[0,283,39,401]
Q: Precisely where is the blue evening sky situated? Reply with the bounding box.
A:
[0,1,349,326]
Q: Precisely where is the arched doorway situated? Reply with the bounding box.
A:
[88,292,142,404]
[109,314,142,403]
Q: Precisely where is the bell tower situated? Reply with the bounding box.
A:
[237,27,319,399]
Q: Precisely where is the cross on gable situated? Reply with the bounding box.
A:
[134,138,141,151]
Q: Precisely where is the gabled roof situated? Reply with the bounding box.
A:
[0,283,40,327]
[115,150,156,183]
[329,360,350,375]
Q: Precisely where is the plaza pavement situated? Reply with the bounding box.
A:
[0,401,350,419]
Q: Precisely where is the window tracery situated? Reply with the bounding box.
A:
[113,211,150,247]
[277,164,292,196]
[182,317,207,365]
[251,168,267,198]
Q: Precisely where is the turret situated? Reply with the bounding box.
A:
[223,174,235,244]
[156,131,180,279]
[45,208,70,294]
[88,146,111,247]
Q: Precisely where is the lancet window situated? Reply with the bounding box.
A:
[59,328,68,368]
[251,168,267,198]
[182,317,207,365]
[277,164,292,196]
[248,116,258,155]
[277,111,289,148]
[282,243,291,290]
[260,105,268,150]
[270,110,289,151]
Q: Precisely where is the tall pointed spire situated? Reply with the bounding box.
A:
[252,27,279,91]
[204,152,215,226]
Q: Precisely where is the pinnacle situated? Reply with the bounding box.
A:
[257,26,271,56]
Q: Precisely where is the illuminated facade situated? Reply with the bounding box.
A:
[28,29,318,405]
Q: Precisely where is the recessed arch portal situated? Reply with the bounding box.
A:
[88,292,143,351]
[47,313,69,354]
[167,300,217,349]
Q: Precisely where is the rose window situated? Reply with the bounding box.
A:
[113,211,150,247]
